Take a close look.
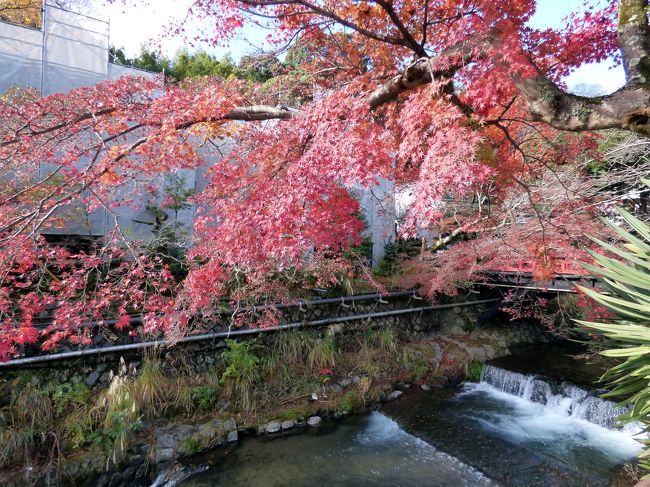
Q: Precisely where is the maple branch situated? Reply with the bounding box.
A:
[511,59,648,133]
[368,54,633,132]
[368,55,465,109]
[366,1,650,136]
[373,0,426,56]
[223,105,300,120]
[1,107,118,147]
[237,0,408,48]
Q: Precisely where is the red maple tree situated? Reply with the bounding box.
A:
[1,0,648,359]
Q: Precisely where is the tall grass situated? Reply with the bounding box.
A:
[364,327,397,352]
[0,383,54,468]
[94,374,141,464]
[132,352,169,415]
[399,342,436,380]
[279,329,314,364]
[308,335,337,369]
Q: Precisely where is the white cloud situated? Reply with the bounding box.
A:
[93,0,626,93]
[566,60,626,95]
[93,0,267,59]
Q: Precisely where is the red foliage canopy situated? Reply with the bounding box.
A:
[1,0,647,359]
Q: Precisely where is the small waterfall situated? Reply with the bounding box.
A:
[481,365,628,429]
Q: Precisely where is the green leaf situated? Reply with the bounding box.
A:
[601,346,650,357]
[618,207,650,245]
[577,286,650,320]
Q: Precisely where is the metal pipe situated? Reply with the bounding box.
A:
[32,289,421,330]
[232,289,419,313]
[1,298,499,367]
[40,0,46,95]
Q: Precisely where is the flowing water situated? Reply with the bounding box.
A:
[176,413,496,486]
[171,345,642,487]
[478,364,634,430]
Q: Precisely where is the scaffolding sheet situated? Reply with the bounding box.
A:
[42,6,109,94]
[0,21,42,92]
[0,5,197,240]
[0,4,154,95]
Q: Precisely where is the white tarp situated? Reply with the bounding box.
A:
[357,178,397,265]
[108,62,153,81]
[42,5,109,94]
[0,4,165,239]
[0,4,155,96]
[0,5,391,253]
[0,21,42,92]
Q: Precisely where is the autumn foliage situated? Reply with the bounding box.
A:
[0,0,41,27]
[0,0,647,359]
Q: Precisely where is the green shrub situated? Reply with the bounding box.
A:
[52,381,91,415]
[466,361,484,382]
[180,435,204,456]
[221,339,261,411]
[192,386,218,412]
[375,238,422,276]
[399,344,434,380]
[336,391,363,413]
[278,405,311,421]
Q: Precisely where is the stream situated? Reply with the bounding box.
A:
[171,344,643,487]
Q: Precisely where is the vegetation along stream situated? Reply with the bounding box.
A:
[162,344,642,487]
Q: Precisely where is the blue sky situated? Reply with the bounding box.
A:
[98,0,625,93]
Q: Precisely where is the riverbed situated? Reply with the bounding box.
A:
[173,344,641,487]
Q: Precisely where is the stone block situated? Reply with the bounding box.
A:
[338,378,352,388]
[85,371,100,387]
[265,421,281,434]
[307,416,322,427]
[385,390,403,402]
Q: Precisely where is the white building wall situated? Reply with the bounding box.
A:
[1,4,395,258]
[0,4,190,242]
[358,178,397,266]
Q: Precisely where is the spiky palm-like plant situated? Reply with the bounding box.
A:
[576,179,650,470]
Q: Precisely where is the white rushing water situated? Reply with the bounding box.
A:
[166,364,642,486]
[481,365,631,428]
[459,365,643,464]
[355,412,497,486]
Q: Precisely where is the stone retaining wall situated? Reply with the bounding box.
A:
[5,295,490,391]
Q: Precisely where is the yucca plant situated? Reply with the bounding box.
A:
[575,178,650,470]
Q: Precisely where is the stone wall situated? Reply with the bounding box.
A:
[2,293,552,399]
[4,295,491,389]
